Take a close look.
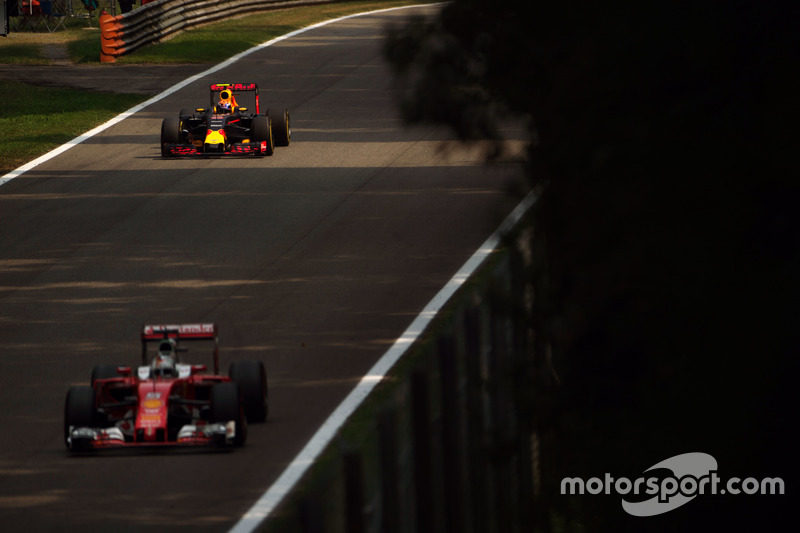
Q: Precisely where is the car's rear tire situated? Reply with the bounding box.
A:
[90,365,120,387]
[252,114,274,156]
[229,361,268,423]
[161,116,182,155]
[210,382,246,446]
[272,109,291,147]
[64,386,96,449]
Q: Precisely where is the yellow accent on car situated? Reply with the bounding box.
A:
[205,130,225,145]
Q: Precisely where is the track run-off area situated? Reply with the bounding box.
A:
[0,5,530,531]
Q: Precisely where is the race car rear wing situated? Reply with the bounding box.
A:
[209,83,260,114]
[141,323,220,374]
[209,83,257,92]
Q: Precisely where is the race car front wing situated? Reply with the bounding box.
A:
[162,141,270,157]
[66,422,238,450]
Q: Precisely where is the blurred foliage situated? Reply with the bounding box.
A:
[385,1,798,531]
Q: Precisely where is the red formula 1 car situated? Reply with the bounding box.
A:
[160,82,291,157]
[64,323,267,451]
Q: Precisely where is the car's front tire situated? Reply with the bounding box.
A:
[64,386,96,450]
[210,382,246,446]
[161,116,182,155]
[252,114,274,156]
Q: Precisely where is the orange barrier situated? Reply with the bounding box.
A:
[99,10,124,63]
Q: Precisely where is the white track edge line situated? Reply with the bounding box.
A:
[0,3,443,188]
[228,189,539,533]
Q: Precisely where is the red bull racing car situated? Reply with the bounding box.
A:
[64,323,268,451]
[160,83,291,157]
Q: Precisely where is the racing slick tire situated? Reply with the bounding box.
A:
[229,360,268,423]
[64,386,96,449]
[272,109,291,147]
[252,114,274,156]
[91,364,120,387]
[161,116,182,156]
[210,382,246,446]
[179,108,193,119]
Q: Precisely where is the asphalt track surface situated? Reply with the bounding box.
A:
[0,5,527,531]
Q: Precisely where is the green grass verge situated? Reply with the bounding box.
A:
[0,43,48,64]
[0,80,145,175]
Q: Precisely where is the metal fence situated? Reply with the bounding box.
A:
[262,226,544,533]
[99,0,335,62]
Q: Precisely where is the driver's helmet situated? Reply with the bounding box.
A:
[152,339,177,377]
[218,89,233,113]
